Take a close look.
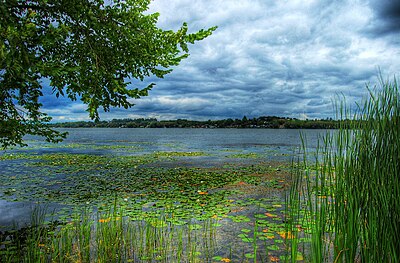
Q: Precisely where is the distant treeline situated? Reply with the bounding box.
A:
[51,116,343,129]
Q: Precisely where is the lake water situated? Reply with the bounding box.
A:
[49,128,324,157]
[0,128,328,227]
[60,128,320,147]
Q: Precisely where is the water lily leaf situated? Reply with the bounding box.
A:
[241,237,254,243]
[238,233,248,238]
[254,213,268,219]
[245,253,255,259]
[188,224,202,230]
[267,244,280,251]
[228,215,251,223]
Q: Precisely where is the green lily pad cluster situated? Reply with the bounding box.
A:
[0,150,290,220]
[0,141,308,261]
[229,152,262,159]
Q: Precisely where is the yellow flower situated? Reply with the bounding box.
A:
[269,255,279,262]
[278,231,294,239]
[265,212,277,218]
[98,218,111,223]
[221,258,231,262]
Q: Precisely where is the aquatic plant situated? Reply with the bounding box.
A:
[0,128,301,261]
[0,204,220,263]
[0,157,296,262]
[286,75,400,262]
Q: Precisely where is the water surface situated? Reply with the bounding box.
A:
[0,128,328,227]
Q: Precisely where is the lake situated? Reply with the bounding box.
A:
[0,128,326,227]
[35,128,323,156]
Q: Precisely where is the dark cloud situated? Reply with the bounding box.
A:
[39,95,71,109]
[365,0,400,37]
[41,0,399,122]
[380,2,400,18]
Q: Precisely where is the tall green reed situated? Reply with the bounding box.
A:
[286,75,400,262]
[0,203,218,262]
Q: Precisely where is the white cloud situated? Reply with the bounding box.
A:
[42,0,400,121]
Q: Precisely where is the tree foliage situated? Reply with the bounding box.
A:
[0,0,216,148]
[50,116,341,129]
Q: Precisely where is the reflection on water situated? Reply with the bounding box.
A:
[0,200,64,229]
[0,128,329,227]
[0,200,32,227]
[28,128,325,152]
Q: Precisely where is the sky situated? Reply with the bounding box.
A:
[42,0,400,122]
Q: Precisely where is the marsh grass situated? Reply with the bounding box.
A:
[0,204,219,263]
[0,158,294,262]
[0,193,295,263]
[286,76,400,262]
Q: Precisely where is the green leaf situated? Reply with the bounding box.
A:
[245,253,255,259]
[267,244,280,251]
[0,0,215,148]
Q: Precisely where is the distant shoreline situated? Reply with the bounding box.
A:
[51,116,341,129]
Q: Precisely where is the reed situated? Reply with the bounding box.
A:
[0,204,218,262]
[286,75,400,262]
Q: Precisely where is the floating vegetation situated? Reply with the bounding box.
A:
[0,137,306,262]
[153,151,209,157]
[229,152,261,159]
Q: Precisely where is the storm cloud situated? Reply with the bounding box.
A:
[41,0,400,122]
